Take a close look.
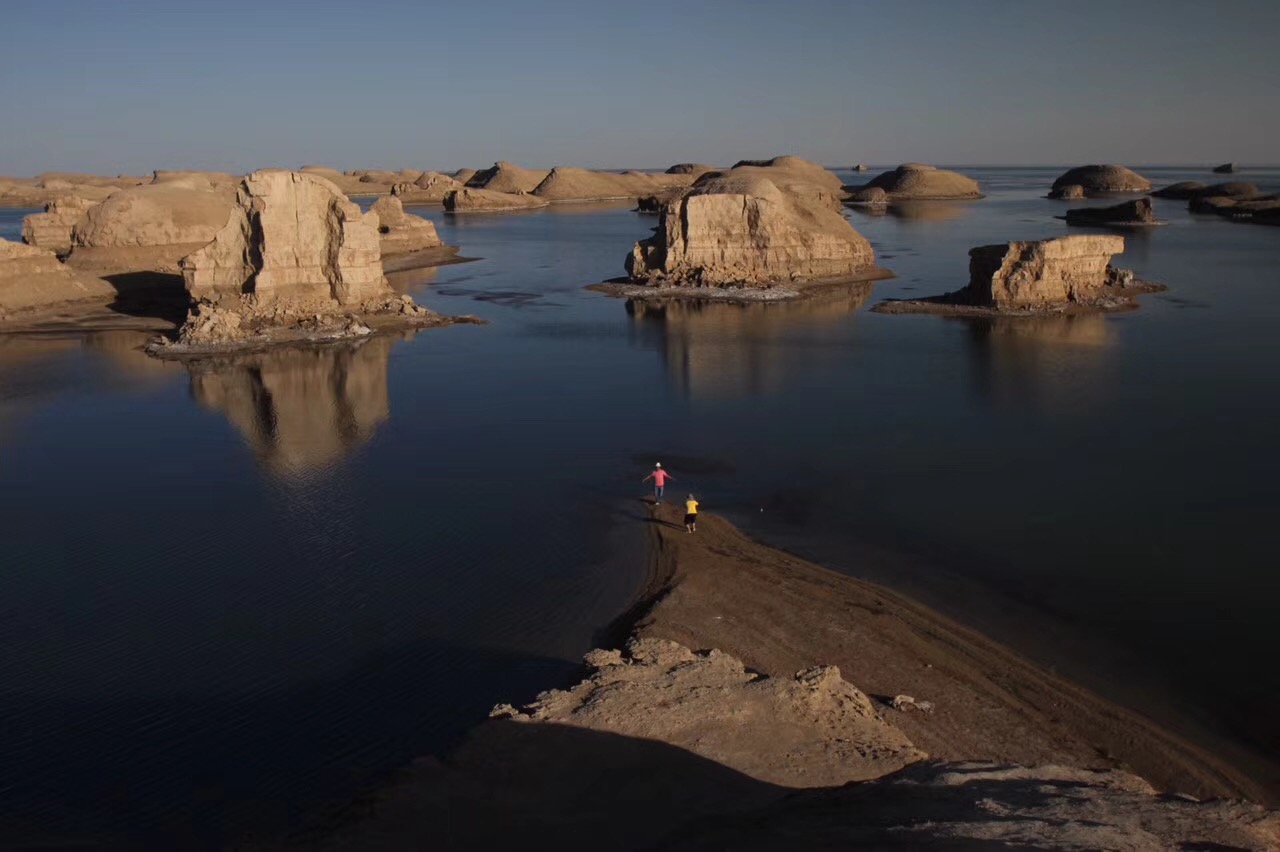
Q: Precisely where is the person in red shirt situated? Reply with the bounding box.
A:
[642,463,673,503]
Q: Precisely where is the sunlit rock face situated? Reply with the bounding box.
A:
[181,169,391,308]
[626,174,877,287]
[966,235,1127,307]
[188,337,398,476]
[22,196,97,254]
[0,237,114,317]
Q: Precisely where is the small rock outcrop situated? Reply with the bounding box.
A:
[181,169,389,308]
[850,163,981,200]
[451,167,478,185]
[492,638,923,786]
[1048,183,1086,200]
[66,183,237,275]
[1063,198,1162,227]
[390,171,464,204]
[852,163,868,172]
[0,237,114,319]
[665,163,715,176]
[21,196,97,254]
[966,235,1132,307]
[369,196,443,255]
[465,162,550,194]
[1050,164,1151,196]
[1213,162,1236,174]
[443,187,549,212]
[625,173,877,288]
[1189,194,1280,225]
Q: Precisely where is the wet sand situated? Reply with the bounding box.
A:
[630,504,1265,803]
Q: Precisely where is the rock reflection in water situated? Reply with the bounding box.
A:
[189,335,405,476]
[959,314,1115,411]
[627,282,872,400]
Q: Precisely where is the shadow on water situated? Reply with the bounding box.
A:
[0,640,579,850]
[101,271,191,326]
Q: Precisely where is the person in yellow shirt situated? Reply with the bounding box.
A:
[684,495,699,533]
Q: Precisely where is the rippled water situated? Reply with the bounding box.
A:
[1,166,1279,844]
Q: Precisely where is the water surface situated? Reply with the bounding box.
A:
[2,166,1279,843]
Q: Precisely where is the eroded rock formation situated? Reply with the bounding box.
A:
[390,171,464,204]
[531,168,692,202]
[21,196,96,254]
[850,163,982,200]
[1152,180,1209,199]
[1048,183,1086,200]
[966,235,1131,307]
[443,187,549,212]
[1063,198,1162,227]
[66,183,237,275]
[625,173,877,288]
[181,170,389,307]
[1214,162,1236,174]
[0,238,114,319]
[370,196,443,256]
[465,162,550,194]
[1051,164,1151,196]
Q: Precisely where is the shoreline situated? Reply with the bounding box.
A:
[291,504,1275,848]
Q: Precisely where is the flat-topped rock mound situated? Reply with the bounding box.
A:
[391,171,464,204]
[1051,164,1151,196]
[465,161,550,194]
[150,169,240,194]
[1214,162,1236,174]
[850,163,982,200]
[21,196,98,254]
[1063,197,1163,227]
[443,187,549,212]
[65,183,238,275]
[1190,194,1280,226]
[665,163,716,176]
[0,238,115,320]
[623,172,878,290]
[531,167,692,202]
[876,234,1162,316]
[1152,180,1208,199]
[0,175,131,207]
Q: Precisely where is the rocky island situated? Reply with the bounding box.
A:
[875,234,1163,317]
[846,162,982,202]
[1048,164,1151,198]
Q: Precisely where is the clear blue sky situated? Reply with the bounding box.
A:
[1,0,1276,175]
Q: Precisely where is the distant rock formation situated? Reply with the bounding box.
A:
[149,169,240,194]
[665,163,717,177]
[0,173,143,207]
[451,168,478,185]
[1047,183,1086,200]
[181,170,389,307]
[390,171,464,204]
[1213,162,1236,174]
[846,186,889,205]
[1050,164,1151,196]
[625,172,877,288]
[0,237,114,319]
[853,163,868,172]
[443,187,549,212]
[187,337,394,476]
[465,162,551,194]
[1189,194,1280,225]
[712,156,848,209]
[530,168,692,202]
[370,196,443,255]
[849,163,982,200]
[1063,198,1162,227]
[21,196,96,254]
[1151,181,1208,199]
[65,183,238,275]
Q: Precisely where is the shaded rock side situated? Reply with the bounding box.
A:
[465,161,550,194]
[967,235,1127,307]
[0,237,114,317]
[1214,162,1236,174]
[1048,183,1086,200]
[1051,164,1151,195]
[851,162,982,200]
[531,167,693,202]
[66,183,238,274]
[665,163,717,176]
[626,174,877,287]
[1063,197,1161,227]
[493,637,923,787]
[21,196,97,254]
[443,187,549,212]
[369,196,442,255]
[181,169,390,307]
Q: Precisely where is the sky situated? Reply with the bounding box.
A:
[1,0,1277,175]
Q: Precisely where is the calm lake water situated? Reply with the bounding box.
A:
[1,166,1279,845]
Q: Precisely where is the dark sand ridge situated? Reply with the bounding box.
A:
[289,505,1279,849]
